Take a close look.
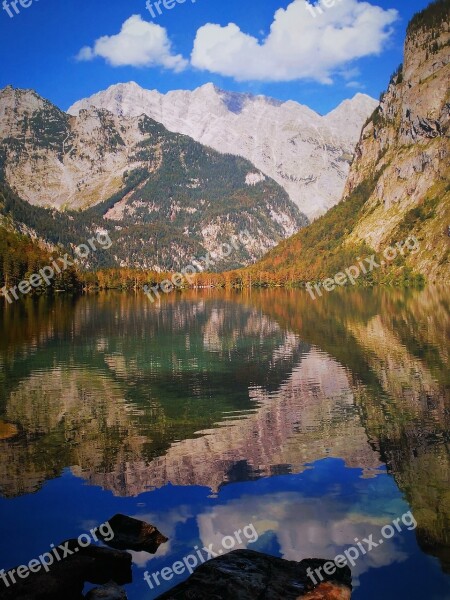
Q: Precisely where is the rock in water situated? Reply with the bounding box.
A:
[1,542,132,600]
[86,581,128,599]
[155,549,351,599]
[64,540,133,585]
[99,514,168,553]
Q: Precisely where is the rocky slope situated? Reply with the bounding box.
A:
[248,0,450,284]
[155,550,352,600]
[68,83,378,220]
[343,0,450,281]
[0,87,136,210]
[0,87,307,270]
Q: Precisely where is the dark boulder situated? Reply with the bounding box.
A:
[86,581,128,599]
[65,540,132,585]
[155,549,352,599]
[0,541,132,600]
[99,514,168,553]
[1,562,85,600]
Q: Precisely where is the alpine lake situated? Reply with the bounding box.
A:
[0,287,449,599]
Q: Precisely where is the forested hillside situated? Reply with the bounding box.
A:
[0,222,80,297]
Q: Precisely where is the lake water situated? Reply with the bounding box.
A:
[0,287,449,599]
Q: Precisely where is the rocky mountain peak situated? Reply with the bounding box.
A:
[68,84,377,220]
[0,86,51,123]
[0,86,309,270]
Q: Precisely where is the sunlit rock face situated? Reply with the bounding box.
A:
[69,82,377,220]
[343,12,450,282]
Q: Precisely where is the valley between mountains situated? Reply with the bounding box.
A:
[0,83,375,272]
[0,0,448,286]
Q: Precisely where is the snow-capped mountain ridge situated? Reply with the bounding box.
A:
[0,85,308,270]
[68,83,378,220]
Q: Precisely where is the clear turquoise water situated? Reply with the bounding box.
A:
[0,287,449,599]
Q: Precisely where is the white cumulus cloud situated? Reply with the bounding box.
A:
[75,15,188,72]
[191,0,398,83]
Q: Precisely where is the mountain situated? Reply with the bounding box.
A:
[68,83,378,220]
[0,87,307,271]
[246,0,450,285]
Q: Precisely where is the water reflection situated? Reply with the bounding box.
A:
[0,287,449,595]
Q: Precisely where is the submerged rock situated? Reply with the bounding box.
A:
[1,541,132,600]
[155,549,352,599]
[99,514,168,553]
[86,581,128,599]
[65,540,133,586]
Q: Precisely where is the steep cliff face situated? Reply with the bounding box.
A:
[345,0,449,280]
[249,0,449,284]
[0,87,133,210]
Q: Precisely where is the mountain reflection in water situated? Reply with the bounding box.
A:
[0,287,448,599]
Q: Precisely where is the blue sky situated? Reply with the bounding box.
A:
[0,0,432,114]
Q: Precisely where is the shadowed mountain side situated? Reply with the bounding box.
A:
[0,87,307,271]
